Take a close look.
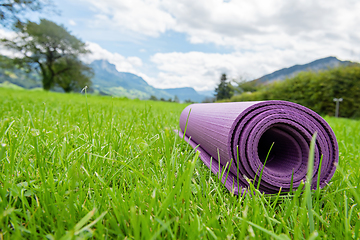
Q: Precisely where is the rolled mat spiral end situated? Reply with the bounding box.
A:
[178,100,338,195]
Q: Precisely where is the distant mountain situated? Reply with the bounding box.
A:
[90,60,173,100]
[197,90,215,97]
[254,56,354,84]
[91,60,209,102]
[0,57,206,102]
[0,56,41,89]
[162,87,207,102]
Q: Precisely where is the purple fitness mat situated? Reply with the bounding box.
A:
[178,100,338,195]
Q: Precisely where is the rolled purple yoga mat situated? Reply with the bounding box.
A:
[178,100,338,195]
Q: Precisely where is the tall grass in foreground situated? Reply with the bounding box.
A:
[0,88,359,239]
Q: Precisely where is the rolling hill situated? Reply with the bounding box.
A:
[90,60,173,100]
[254,56,354,84]
[0,57,207,102]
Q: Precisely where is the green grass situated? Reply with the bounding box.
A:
[0,88,359,239]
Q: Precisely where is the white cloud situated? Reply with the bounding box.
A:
[84,42,143,72]
[80,0,360,91]
[150,47,358,92]
[85,0,176,37]
[161,0,360,50]
[127,56,143,67]
[68,19,77,26]
[81,0,360,49]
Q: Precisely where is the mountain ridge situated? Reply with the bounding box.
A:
[254,56,355,84]
[90,60,207,102]
[2,56,357,102]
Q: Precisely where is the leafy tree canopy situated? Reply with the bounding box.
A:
[1,19,93,92]
[53,56,93,93]
[149,95,158,101]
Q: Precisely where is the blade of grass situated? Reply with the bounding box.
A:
[83,86,93,144]
[305,132,317,233]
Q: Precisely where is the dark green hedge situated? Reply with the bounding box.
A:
[230,65,360,118]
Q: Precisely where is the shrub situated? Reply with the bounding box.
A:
[231,65,360,118]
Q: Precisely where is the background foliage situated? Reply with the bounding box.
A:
[215,73,233,101]
[230,65,360,118]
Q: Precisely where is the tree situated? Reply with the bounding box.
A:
[53,56,93,92]
[214,73,233,100]
[0,0,51,27]
[234,77,258,94]
[174,95,180,103]
[2,19,92,91]
[0,54,13,69]
[202,96,215,103]
[149,95,158,101]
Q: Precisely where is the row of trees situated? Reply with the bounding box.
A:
[149,95,180,102]
[217,65,360,118]
[1,1,92,92]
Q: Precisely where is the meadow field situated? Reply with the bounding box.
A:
[0,88,359,239]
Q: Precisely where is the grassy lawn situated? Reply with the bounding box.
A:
[0,88,359,239]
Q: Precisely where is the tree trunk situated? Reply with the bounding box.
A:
[42,62,56,90]
[42,76,52,90]
[63,86,72,93]
[39,62,53,91]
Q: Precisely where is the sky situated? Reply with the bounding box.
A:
[1,0,360,93]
